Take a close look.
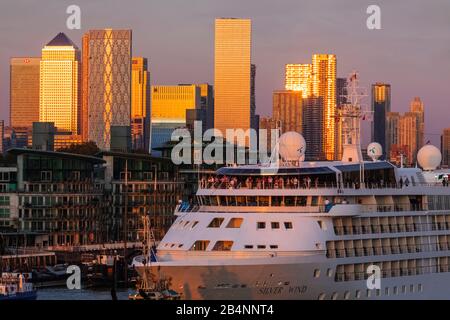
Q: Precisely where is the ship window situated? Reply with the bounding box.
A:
[208,217,224,228]
[418,284,423,292]
[366,290,371,298]
[402,285,406,293]
[190,240,210,251]
[410,284,414,293]
[393,286,398,294]
[284,222,293,229]
[331,292,338,300]
[318,293,326,300]
[317,220,326,230]
[257,222,266,229]
[244,245,253,249]
[257,245,266,249]
[259,196,269,206]
[355,290,361,299]
[227,218,243,228]
[271,222,280,229]
[344,291,350,300]
[313,269,320,278]
[269,245,278,249]
[385,287,389,296]
[327,268,333,277]
[285,196,295,206]
[191,221,199,229]
[212,241,234,251]
[178,244,183,248]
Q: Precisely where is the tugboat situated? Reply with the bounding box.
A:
[129,216,181,300]
[0,273,37,300]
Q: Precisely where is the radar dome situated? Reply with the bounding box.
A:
[278,132,306,161]
[367,142,383,161]
[417,144,441,171]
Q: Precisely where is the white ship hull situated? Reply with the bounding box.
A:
[136,258,450,300]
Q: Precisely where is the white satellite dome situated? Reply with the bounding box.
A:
[367,142,383,161]
[417,144,441,171]
[278,131,306,161]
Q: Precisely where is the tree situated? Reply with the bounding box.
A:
[57,141,100,156]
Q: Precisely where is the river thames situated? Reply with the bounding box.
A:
[37,287,131,300]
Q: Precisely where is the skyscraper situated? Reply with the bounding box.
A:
[442,128,450,167]
[39,33,80,134]
[151,85,200,154]
[312,54,336,160]
[399,112,420,166]
[214,18,252,146]
[272,90,302,133]
[335,77,348,161]
[81,33,90,142]
[302,97,325,161]
[410,97,425,149]
[250,64,257,131]
[371,83,391,158]
[85,29,132,150]
[285,64,312,98]
[10,57,40,129]
[131,57,151,152]
[386,111,401,162]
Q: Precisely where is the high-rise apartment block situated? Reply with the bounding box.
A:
[312,54,336,160]
[284,64,312,98]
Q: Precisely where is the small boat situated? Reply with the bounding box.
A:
[129,216,181,300]
[0,273,37,300]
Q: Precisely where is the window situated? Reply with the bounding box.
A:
[257,222,266,229]
[244,245,254,249]
[271,222,280,229]
[41,171,52,182]
[366,289,371,298]
[269,245,278,249]
[385,287,389,296]
[418,284,423,292]
[318,293,326,300]
[393,286,398,295]
[191,221,199,229]
[190,240,210,251]
[410,284,414,293]
[208,217,224,228]
[313,269,320,278]
[226,218,243,228]
[402,285,406,293]
[212,241,234,251]
[257,245,266,249]
[143,172,153,180]
[317,220,327,230]
[284,222,293,229]
[327,269,333,277]
[331,292,338,300]
[355,290,361,299]
[344,291,350,300]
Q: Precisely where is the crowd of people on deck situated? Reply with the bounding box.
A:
[201,175,328,190]
[200,174,450,190]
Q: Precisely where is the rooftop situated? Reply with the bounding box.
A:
[46,32,78,49]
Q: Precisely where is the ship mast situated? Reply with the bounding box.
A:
[338,71,372,186]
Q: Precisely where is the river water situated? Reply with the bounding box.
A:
[37,287,132,300]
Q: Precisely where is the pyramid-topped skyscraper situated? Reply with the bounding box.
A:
[39,32,80,134]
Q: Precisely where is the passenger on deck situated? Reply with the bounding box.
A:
[324,198,333,213]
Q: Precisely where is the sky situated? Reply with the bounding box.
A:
[1,0,449,146]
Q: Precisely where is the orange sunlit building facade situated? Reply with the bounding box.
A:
[214,18,252,146]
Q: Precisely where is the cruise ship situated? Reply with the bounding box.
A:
[132,76,450,300]
[132,137,450,300]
